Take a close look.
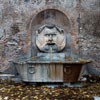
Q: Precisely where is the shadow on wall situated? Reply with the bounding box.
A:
[1,61,18,75]
[87,62,100,76]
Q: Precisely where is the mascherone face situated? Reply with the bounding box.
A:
[36,25,66,52]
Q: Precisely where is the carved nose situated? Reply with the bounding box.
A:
[48,36,53,41]
[48,37,53,42]
[48,39,53,43]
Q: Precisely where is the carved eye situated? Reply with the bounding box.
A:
[45,34,49,36]
[53,34,56,37]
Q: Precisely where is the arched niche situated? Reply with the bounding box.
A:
[27,8,72,33]
[25,7,78,56]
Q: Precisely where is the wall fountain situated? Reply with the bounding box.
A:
[13,9,91,82]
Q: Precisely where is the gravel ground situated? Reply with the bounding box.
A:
[0,79,100,100]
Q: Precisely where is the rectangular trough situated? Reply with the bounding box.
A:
[14,61,87,82]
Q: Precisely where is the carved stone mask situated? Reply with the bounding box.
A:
[36,24,66,52]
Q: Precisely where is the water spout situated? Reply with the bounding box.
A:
[50,47,53,61]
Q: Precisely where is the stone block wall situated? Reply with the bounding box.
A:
[0,0,100,74]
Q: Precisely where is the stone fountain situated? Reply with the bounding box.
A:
[14,24,90,82]
[13,9,91,82]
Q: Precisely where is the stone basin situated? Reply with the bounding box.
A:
[13,58,91,82]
